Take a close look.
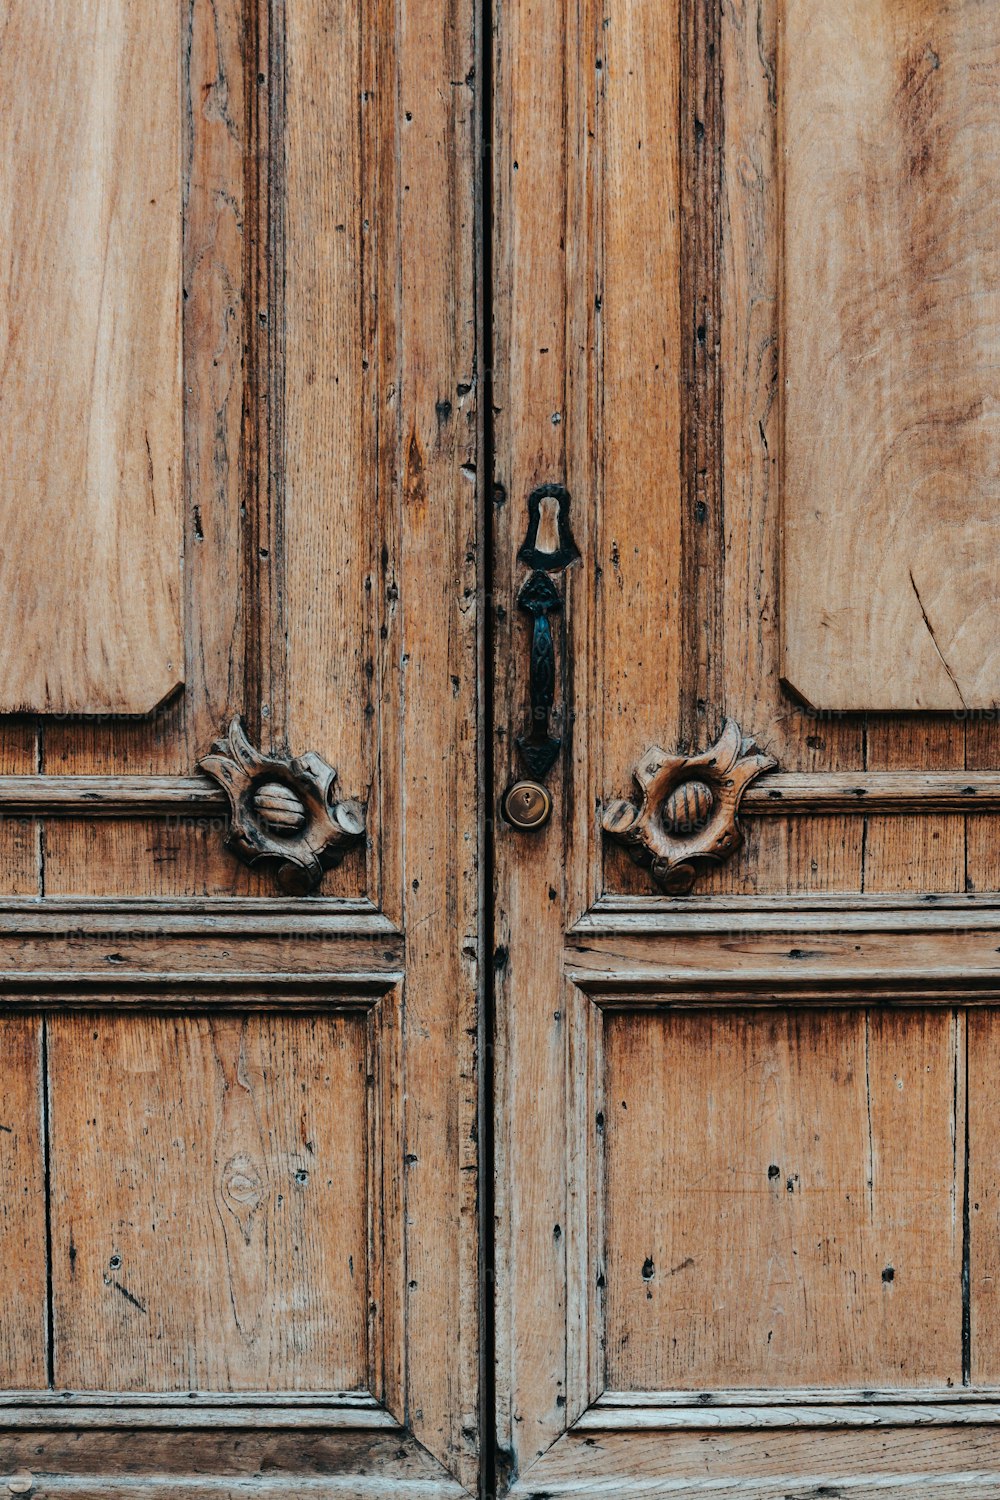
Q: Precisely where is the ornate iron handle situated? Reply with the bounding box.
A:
[517,571,562,779]
[513,484,580,785]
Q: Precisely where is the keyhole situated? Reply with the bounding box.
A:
[535,494,561,558]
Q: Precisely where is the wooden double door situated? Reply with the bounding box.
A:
[4,1,1000,1496]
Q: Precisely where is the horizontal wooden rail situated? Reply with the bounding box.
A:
[0,1391,396,1430]
[0,770,998,816]
[0,775,225,815]
[578,1400,1000,1432]
[744,770,1000,815]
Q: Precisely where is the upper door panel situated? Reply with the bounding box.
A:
[0,1,184,718]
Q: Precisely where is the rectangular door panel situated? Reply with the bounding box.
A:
[0,0,183,718]
[781,0,1000,712]
[604,1008,963,1390]
[48,1013,369,1392]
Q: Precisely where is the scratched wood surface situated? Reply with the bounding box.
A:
[492,0,1000,1492]
[36,0,268,900]
[0,1429,469,1500]
[0,0,479,1492]
[491,0,605,1469]
[47,1014,369,1391]
[0,1018,47,1388]
[0,0,183,719]
[780,0,1000,713]
[604,1008,964,1390]
[514,1425,1000,1499]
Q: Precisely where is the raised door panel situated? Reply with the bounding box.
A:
[781,0,1000,713]
[47,1013,370,1392]
[603,1008,963,1390]
[0,0,183,718]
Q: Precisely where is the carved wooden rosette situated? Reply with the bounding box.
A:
[603,718,777,894]
[199,719,366,895]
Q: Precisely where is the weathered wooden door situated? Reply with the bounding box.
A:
[8,2,1000,1498]
[492,0,1000,1495]
[0,1,479,1495]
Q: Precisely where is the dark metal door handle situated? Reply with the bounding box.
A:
[503,485,580,830]
[517,570,561,779]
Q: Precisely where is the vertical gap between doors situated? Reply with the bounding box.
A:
[477,0,498,1485]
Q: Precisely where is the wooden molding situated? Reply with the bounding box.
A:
[745,770,1000,815]
[579,1390,1000,1431]
[577,892,1000,931]
[0,895,397,934]
[4,768,1000,820]
[0,897,402,1007]
[568,895,1000,1005]
[0,1391,395,1431]
[0,974,396,1008]
[0,776,226,815]
[0,1402,471,1498]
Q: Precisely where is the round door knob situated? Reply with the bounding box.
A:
[502,780,552,831]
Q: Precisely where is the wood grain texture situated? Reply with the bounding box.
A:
[37,0,263,900]
[580,1399,1000,1430]
[589,1386,1000,1412]
[284,0,368,787]
[491,0,688,1463]
[0,1428,469,1500]
[512,1425,1000,1499]
[493,0,1000,1493]
[181,0,248,755]
[720,0,865,905]
[964,721,1000,896]
[391,0,481,1467]
[0,1018,47,1387]
[781,0,1000,711]
[0,726,41,894]
[864,720,966,894]
[969,1009,1000,1383]
[491,0,603,1464]
[0,0,183,717]
[0,1392,391,1424]
[601,0,683,799]
[604,1009,964,1389]
[0,2,479,1495]
[47,1014,369,1391]
[567,922,1000,1006]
